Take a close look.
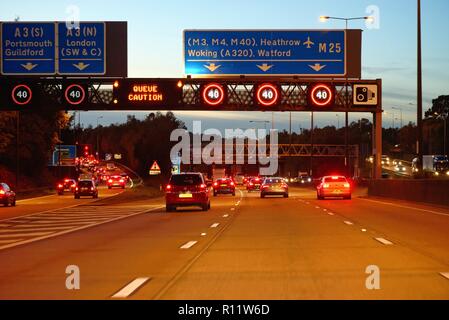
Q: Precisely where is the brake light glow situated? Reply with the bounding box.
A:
[166,185,172,191]
[249,183,254,186]
[0,190,5,195]
[331,176,339,180]
[91,187,94,191]
[119,180,125,183]
[214,182,218,187]
[108,179,113,183]
[323,184,330,188]
[58,184,63,188]
[200,184,207,189]
[75,187,79,191]
[344,183,351,188]
[230,182,235,186]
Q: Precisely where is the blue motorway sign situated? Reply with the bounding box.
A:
[58,22,106,75]
[1,22,56,75]
[184,30,346,77]
[50,145,77,167]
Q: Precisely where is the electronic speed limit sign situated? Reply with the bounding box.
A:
[11,84,33,106]
[64,84,87,106]
[202,83,225,106]
[308,83,335,107]
[256,83,279,107]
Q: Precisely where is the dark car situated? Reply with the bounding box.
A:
[299,174,313,185]
[247,177,262,192]
[56,178,77,195]
[213,178,236,196]
[261,178,289,198]
[165,173,211,212]
[317,176,352,200]
[74,180,98,199]
[0,183,16,207]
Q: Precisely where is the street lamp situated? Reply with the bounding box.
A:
[96,116,103,160]
[320,14,374,176]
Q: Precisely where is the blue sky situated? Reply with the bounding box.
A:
[1,0,448,131]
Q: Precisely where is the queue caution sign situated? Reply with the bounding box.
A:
[149,161,161,176]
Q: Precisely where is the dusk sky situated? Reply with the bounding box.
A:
[1,0,448,131]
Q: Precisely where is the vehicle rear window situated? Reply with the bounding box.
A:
[324,177,347,183]
[78,181,93,187]
[170,174,203,186]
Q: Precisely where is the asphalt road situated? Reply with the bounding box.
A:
[0,185,448,300]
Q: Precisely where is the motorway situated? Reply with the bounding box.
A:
[0,184,449,300]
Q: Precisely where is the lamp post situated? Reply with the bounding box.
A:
[417,0,424,173]
[96,116,103,160]
[320,15,374,177]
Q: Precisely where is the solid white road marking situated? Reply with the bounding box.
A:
[0,232,52,238]
[359,198,449,217]
[210,223,220,228]
[375,237,394,245]
[344,221,354,225]
[440,272,449,280]
[180,241,198,249]
[112,278,150,298]
[0,239,24,245]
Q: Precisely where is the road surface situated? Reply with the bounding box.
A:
[0,185,448,299]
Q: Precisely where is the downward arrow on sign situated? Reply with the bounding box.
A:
[204,63,221,72]
[21,62,38,71]
[73,62,90,71]
[257,63,274,72]
[309,63,327,72]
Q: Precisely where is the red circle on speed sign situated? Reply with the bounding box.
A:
[309,84,334,107]
[202,83,225,106]
[64,84,86,106]
[11,84,33,106]
[256,83,279,107]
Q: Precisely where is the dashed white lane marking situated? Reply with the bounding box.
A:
[180,241,198,249]
[315,206,320,209]
[440,272,449,280]
[361,229,367,232]
[230,208,235,211]
[375,237,394,245]
[223,214,229,218]
[112,278,150,299]
[344,221,354,225]
[210,223,220,228]
[327,212,335,216]
[323,209,327,212]
[201,233,207,237]
[359,198,449,217]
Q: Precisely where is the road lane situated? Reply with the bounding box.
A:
[0,189,242,299]
[148,188,449,300]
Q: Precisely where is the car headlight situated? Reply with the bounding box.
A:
[435,172,440,176]
[308,178,312,182]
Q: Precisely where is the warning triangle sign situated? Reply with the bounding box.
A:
[151,161,161,171]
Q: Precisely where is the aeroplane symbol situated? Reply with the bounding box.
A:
[304,37,314,49]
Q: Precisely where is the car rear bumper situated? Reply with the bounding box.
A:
[214,188,235,194]
[320,190,351,197]
[166,193,209,206]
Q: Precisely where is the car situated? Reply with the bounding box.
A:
[246,177,262,192]
[317,176,352,200]
[56,178,77,195]
[165,173,211,212]
[74,180,98,199]
[0,183,16,207]
[213,178,236,196]
[261,178,289,198]
[298,174,313,185]
[107,175,126,189]
[394,164,407,173]
[233,173,245,185]
[381,155,391,166]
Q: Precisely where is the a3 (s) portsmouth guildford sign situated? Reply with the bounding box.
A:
[0,21,127,77]
[184,30,362,78]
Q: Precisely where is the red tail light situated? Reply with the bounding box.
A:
[249,182,254,186]
[58,184,63,188]
[119,180,125,183]
[75,187,79,191]
[230,182,235,186]
[323,183,330,189]
[213,182,218,187]
[108,179,113,183]
[344,183,351,189]
[166,184,172,191]
[282,184,288,188]
[0,190,5,195]
[200,184,207,190]
[91,187,94,191]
